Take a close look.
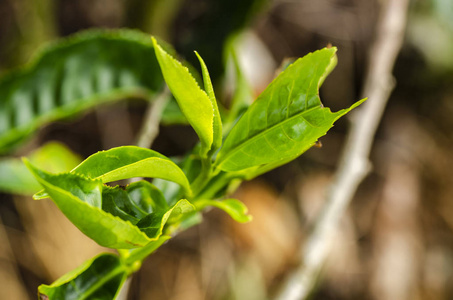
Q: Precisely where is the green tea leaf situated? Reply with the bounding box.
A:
[0,29,166,154]
[24,160,152,249]
[127,180,168,214]
[152,37,214,157]
[195,198,252,223]
[0,141,81,195]
[101,181,169,225]
[215,47,365,172]
[72,146,192,195]
[195,51,222,155]
[102,187,148,225]
[136,199,195,238]
[38,253,127,300]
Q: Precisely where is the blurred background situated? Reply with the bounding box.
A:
[0,0,452,299]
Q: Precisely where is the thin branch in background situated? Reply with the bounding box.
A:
[117,87,170,300]
[274,0,410,299]
[135,87,170,149]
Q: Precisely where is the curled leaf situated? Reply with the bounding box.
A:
[195,198,252,223]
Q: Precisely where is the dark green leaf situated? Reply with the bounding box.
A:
[136,199,195,238]
[38,253,127,300]
[215,47,365,172]
[152,37,214,158]
[102,187,147,225]
[0,29,166,154]
[101,181,168,225]
[127,180,168,214]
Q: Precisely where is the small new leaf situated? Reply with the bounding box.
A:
[195,51,222,155]
[152,37,214,158]
[195,198,252,223]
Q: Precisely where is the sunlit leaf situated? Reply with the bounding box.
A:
[152,37,214,157]
[195,51,222,155]
[215,47,365,172]
[25,160,152,249]
[195,198,252,223]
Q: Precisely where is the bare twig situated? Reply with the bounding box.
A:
[274,0,410,299]
[117,88,170,300]
[135,88,170,149]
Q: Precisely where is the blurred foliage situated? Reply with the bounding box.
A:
[0,0,453,300]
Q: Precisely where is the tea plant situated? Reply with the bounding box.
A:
[0,30,364,299]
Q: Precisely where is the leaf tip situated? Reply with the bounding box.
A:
[22,157,38,175]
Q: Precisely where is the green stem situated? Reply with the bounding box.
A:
[194,171,236,201]
[190,157,213,196]
[121,236,171,267]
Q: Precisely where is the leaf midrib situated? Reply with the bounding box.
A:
[216,104,322,167]
[77,264,126,300]
[28,166,151,245]
[98,157,190,194]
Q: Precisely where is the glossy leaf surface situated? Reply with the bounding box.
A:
[0,29,165,154]
[152,37,214,157]
[25,160,152,249]
[38,254,127,300]
[72,146,192,195]
[215,47,365,172]
[195,198,252,223]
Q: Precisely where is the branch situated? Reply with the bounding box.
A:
[117,88,170,300]
[135,87,170,149]
[274,0,410,299]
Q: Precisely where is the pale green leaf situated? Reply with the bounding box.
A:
[152,37,214,157]
[0,141,81,195]
[195,198,252,223]
[195,51,222,154]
